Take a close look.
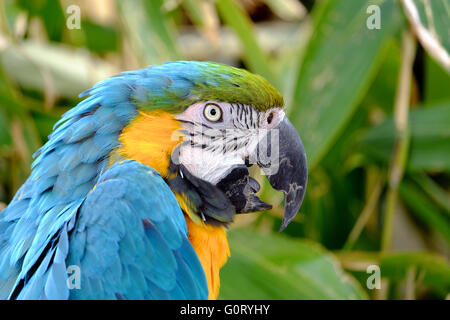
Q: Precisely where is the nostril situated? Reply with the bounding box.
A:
[267,112,274,124]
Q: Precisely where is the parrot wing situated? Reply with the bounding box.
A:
[0,160,208,300]
[67,160,208,299]
[0,179,84,300]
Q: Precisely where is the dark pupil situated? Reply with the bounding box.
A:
[210,108,217,116]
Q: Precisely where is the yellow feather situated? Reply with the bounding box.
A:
[185,216,230,300]
[118,110,183,177]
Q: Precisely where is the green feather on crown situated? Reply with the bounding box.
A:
[126,61,283,113]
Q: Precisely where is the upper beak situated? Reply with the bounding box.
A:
[257,117,308,231]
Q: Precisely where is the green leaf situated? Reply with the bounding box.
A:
[381,252,450,297]
[17,0,65,41]
[411,174,450,215]
[361,39,402,114]
[143,0,180,58]
[182,0,206,28]
[290,0,404,169]
[399,180,450,244]
[219,229,367,299]
[338,251,450,298]
[360,102,450,172]
[82,21,119,54]
[116,0,180,64]
[424,53,450,104]
[216,0,276,86]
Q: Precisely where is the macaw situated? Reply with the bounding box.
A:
[0,61,307,300]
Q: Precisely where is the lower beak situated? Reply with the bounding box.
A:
[257,117,308,231]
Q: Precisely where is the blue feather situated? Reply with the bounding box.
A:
[66,161,208,299]
[63,115,98,144]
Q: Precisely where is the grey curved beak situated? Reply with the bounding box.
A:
[257,117,308,231]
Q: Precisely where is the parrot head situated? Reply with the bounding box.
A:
[116,61,307,232]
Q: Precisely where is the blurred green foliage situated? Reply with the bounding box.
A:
[0,0,449,299]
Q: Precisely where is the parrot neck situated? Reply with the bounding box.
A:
[117,110,230,299]
[184,216,230,300]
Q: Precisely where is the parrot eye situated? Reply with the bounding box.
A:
[203,103,223,122]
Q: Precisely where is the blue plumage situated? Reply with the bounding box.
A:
[67,161,207,299]
[0,63,210,299]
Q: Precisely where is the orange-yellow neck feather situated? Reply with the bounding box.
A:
[117,110,182,177]
[184,217,230,300]
[117,110,230,300]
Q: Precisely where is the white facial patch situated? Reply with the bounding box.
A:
[174,101,284,184]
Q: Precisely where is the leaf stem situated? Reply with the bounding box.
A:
[381,29,416,251]
[343,174,383,250]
